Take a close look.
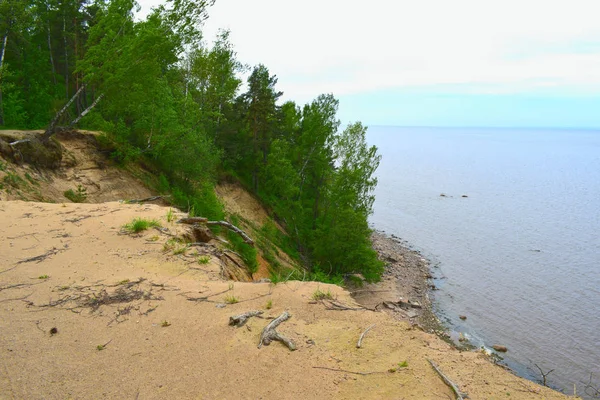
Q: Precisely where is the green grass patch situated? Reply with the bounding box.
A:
[122,217,161,234]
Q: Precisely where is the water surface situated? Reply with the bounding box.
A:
[367,126,600,395]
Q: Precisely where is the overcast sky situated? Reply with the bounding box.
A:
[138,0,600,128]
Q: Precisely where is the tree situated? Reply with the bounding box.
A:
[242,64,282,193]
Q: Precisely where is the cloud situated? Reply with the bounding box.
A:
[137,0,600,102]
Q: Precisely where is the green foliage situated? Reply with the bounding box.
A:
[64,185,88,203]
[398,360,409,368]
[38,274,49,280]
[265,299,272,309]
[122,217,161,233]
[2,172,25,188]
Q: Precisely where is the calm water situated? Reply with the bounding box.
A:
[367,126,600,396]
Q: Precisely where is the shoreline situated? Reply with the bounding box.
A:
[351,230,446,336]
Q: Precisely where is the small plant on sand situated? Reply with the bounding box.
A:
[224,294,239,304]
[312,287,334,301]
[117,279,130,285]
[224,283,239,304]
[161,320,171,327]
[166,208,175,222]
[147,235,159,242]
[265,299,273,310]
[123,217,161,234]
[38,274,49,280]
[172,243,188,255]
[398,360,409,368]
[64,185,87,203]
[197,256,210,264]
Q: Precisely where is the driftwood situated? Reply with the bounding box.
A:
[427,359,466,400]
[229,310,263,327]
[258,311,295,350]
[356,324,376,348]
[177,218,254,246]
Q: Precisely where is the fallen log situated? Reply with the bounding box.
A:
[258,311,295,351]
[229,310,263,327]
[427,359,466,400]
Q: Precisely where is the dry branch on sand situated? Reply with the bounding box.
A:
[229,310,263,327]
[258,311,296,351]
[30,278,164,318]
[312,366,388,376]
[428,359,467,400]
[356,324,376,348]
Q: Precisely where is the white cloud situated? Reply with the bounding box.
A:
[137,0,600,102]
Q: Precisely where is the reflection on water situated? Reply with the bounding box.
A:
[367,126,600,396]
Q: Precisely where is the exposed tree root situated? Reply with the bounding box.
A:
[258,311,295,351]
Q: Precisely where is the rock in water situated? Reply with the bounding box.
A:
[493,345,508,352]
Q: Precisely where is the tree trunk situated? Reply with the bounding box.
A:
[0,34,8,126]
[44,84,85,139]
[46,2,57,87]
[68,93,103,127]
[63,13,69,100]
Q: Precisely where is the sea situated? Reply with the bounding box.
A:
[366,126,600,397]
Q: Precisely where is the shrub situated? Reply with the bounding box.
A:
[64,185,87,203]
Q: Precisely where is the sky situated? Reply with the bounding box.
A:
[137,0,600,128]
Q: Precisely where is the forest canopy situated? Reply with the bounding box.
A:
[0,0,384,282]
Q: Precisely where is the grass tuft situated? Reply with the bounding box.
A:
[123,217,161,234]
[224,294,239,304]
[311,288,334,301]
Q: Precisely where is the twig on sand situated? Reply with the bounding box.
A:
[428,359,466,400]
[16,247,64,265]
[356,324,376,348]
[312,366,387,376]
[258,311,295,351]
